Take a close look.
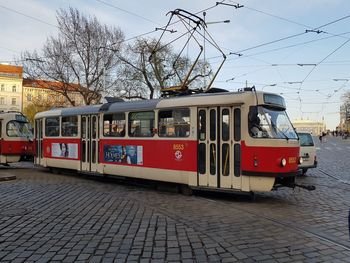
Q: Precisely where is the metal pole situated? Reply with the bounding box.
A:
[203,12,206,88]
[103,67,106,90]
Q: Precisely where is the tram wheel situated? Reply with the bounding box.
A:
[250,191,256,201]
[49,168,61,174]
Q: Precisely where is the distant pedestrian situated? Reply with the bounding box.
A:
[319,134,323,143]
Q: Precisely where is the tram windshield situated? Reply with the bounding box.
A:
[249,106,297,139]
[7,121,34,138]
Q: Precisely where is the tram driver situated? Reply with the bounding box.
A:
[249,107,263,138]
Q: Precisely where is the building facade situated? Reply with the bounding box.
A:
[0,64,23,112]
[339,103,350,132]
[292,119,326,135]
[22,78,85,110]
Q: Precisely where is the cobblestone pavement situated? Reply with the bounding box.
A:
[314,135,350,182]
[0,138,350,263]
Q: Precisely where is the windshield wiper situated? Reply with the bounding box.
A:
[272,123,289,140]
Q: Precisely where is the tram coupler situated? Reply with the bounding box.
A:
[293,183,316,191]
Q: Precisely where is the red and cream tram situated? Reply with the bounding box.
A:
[0,111,34,164]
[34,89,303,193]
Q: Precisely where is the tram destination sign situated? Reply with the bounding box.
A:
[263,94,286,108]
[15,114,28,122]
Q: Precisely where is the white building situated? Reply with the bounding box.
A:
[0,64,23,112]
[292,119,326,135]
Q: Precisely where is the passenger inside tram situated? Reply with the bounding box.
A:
[119,125,126,137]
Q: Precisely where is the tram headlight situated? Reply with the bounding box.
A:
[298,156,303,164]
[281,158,287,167]
[253,158,258,167]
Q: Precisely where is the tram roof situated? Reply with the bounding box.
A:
[35,90,284,119]
[103,99,160,113]
[35,104,102,118]
[34,100,160,118]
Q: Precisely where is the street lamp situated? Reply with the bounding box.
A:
[333,78,350,82]
[261,83,277,90]
[25,58,45,63]
[206,20,231,25]
[284,81,302,84]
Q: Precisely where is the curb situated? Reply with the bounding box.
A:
[0,173,16,182]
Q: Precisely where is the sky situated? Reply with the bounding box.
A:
[0,0,349,130]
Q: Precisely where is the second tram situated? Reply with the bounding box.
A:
[0,111,34,164]
[34,89,303,193]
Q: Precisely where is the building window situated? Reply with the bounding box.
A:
[0,84,4,91]
[12,85,16,92]
[0,97,4,105]
[11,98,16,105]
[27,94,32,102]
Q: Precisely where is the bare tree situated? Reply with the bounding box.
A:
[22,7,124,106]
[115,38,212,100]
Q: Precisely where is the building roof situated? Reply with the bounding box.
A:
[23,78,81,92]
[0,64,23,79]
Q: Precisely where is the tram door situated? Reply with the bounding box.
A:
[35,119,43,166]
[198,107,241,189]
[81,115,99,172]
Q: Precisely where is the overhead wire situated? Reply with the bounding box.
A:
[102,1,227,45]
[298,37,350,90]
[219,3,350,120]
[0,4,58,28]
[216,31,350,65]
[95,0,162,25]
[217,8,350,114]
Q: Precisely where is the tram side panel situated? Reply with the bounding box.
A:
[42,138,81,170]
[100,138,197,184]
[0,139,34,163]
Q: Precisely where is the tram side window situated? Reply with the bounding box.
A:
[158,108,190,137]
[61,116,78,137]
[45,117,60,137]
[128,111,155,137]
[103,113,126,137]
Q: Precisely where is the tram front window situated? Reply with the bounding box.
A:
[7,121,33,138]
[249,106,297,139]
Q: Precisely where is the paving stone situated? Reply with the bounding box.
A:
[1,144,350,263]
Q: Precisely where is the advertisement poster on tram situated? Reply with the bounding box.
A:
[51,143,78,159]
[104,145,143,165]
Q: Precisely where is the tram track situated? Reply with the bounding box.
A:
[199,196,350,252]
[318,168,350,186]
